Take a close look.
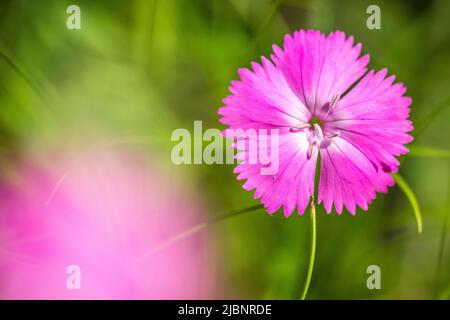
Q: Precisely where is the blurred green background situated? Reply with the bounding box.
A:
[0,0,449,299]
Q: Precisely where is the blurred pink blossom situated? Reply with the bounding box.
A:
[0,146,212,299]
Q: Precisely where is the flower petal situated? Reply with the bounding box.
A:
[272,30,369,113]
[235,132,317,217]
[326,69,413,173]
[318,137,395,215]
[218,56,310,130]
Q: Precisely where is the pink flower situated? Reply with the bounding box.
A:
[218,30,413,216]
[0,146,213,299]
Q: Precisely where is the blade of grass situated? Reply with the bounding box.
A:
[408,145,450,159]
[0,41,49,102]
[132,0,157,66]
[435,208,449,298]
[137,204,264,260]
[414,96,450,138]
[393,173,423,234]
[435,171,450,299]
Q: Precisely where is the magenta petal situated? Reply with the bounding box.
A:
[318,137,395,215]
[272,30,369,113]
[236,133,316,216]
[327,69,413,174]
[218,56,310,131]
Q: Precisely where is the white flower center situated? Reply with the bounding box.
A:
[290,95,342,159]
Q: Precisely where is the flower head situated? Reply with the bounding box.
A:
[219,30,413,216]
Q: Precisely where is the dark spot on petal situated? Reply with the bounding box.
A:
[381,162,392,173]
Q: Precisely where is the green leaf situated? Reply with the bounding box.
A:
[393,173,423,234]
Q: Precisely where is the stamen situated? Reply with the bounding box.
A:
[313,124,323,141]
[307,141,317,159]
[323,93,340,118]
[326,130,340,139]
[329,93,340,109]
[290,123,311,132]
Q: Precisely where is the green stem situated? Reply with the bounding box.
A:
[300,199,317,300]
